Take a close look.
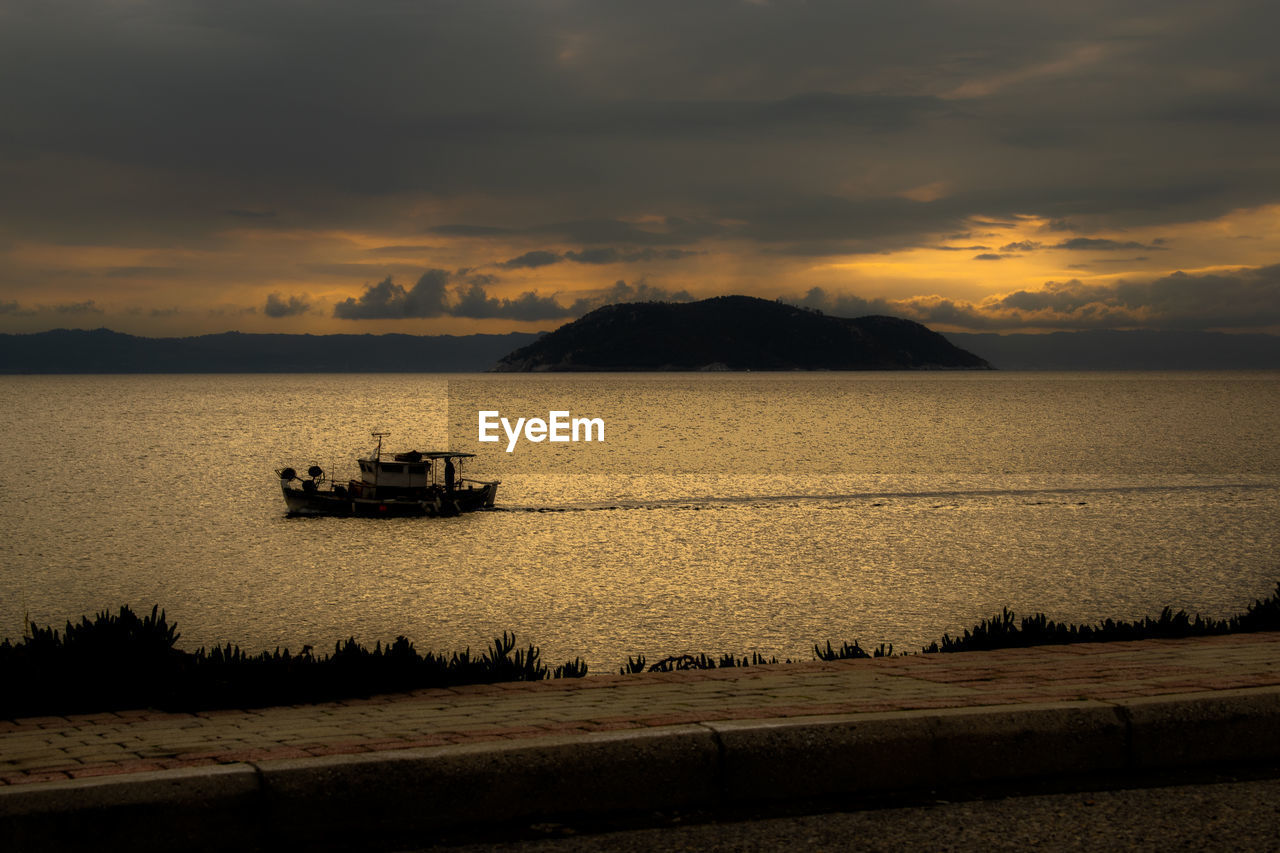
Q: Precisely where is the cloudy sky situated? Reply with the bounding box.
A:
[3,0,1279,336]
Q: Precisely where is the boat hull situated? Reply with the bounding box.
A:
[281,481,499,518]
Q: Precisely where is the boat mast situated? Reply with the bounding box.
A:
[371,431,389,493]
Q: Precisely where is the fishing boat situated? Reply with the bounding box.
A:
[277,433,499,517]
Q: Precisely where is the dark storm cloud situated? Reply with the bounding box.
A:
[1052,238,1166,251]
[333,269,573,321]
[433,219,724,247]
[563,248,616,265]
[264,292,311,318]
[364,245,439,256]
[792,287,899,318]
[994,237,1166,254]
[334,270,694,321]
[743,195,976,255]
[401,91,949,144]
[539,219,723,247]
[3,1,1280,282]
[333,270,450,319]
[566,280,695,314]
[54,301,103,315]
[989,265,1280,328]
[500,251,561,270]
[451,285,569,321]
[504,92,952,141]
[897,297,1006,329]
[565,248,698,264]
[973,253,1005,260]
[498,247,701,267]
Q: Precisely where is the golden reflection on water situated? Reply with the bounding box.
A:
[1,372,1278,672]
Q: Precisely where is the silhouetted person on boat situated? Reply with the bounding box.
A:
[444,457,456,492]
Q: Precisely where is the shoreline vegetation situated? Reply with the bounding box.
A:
[3,584,1278,719]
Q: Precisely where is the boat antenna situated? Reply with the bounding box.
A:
[371,431,390,460]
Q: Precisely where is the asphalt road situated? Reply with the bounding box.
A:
[415,770,1280,852]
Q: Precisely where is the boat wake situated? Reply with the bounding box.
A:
[494,482,1275,514]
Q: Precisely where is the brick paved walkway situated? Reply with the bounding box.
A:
[3,632,1278,787]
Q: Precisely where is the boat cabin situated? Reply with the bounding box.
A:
[356,450,475,495]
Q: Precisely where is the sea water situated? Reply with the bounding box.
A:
[1,371,1277,672]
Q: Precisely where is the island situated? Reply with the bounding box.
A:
[493,295,991,371]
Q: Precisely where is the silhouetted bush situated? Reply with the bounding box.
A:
[0,608,586,718]
[620,651,785,674]
[624,583,1280,672]
[812,639,893,660]
[922,582,1280,653]
[6,583,1279,717]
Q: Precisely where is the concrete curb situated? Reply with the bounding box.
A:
[257,725,720,849]
[1119,686,1280,768]
[708,700,1130,802]
[0,764,262,853]
[4,686,1280,851]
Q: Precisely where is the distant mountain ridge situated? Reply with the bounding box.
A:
[949,330,1280,370]
[494,295,991,371]
[0,329,541,373]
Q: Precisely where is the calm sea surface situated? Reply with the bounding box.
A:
[2,372,1278,672]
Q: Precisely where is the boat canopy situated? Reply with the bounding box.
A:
[367,434,475,464]
[383,450,476,461]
